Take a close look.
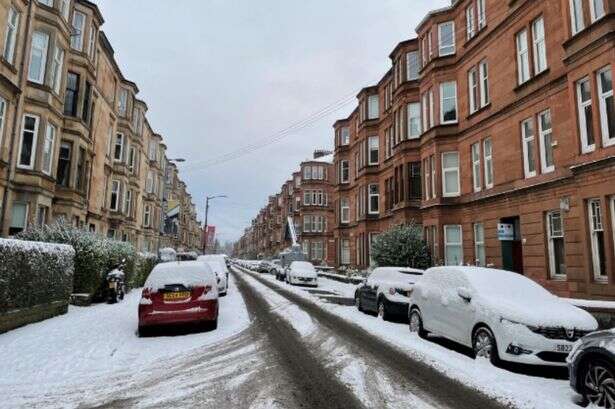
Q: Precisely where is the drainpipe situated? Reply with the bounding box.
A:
[0,0,34,236]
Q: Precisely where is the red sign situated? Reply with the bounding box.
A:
[204,226,216,248]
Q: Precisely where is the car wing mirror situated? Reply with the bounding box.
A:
[457,287,472,302]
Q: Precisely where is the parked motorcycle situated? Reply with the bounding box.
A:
[106,261,126,304]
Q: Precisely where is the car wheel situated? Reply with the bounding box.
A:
[409,308,427,338]
[377,299,389,321]
[473,326,499,365]
[137,326,149,337]
[355,293,363,312]
[581,359,615,409]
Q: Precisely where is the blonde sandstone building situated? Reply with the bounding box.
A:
[0,0,201,252]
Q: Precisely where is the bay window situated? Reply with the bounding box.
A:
[341,127,350,145]
[42,123,55,175]
[444,225,463,266]
[28,31,49,84]
[340,197,350,224]
[577,77,595,152]
[442,152,460,197]
[113,133,124,161]
[56,141,71,187]
[18,114,39,169]
[368,184,379,214]
[50,46,64,94]
[407,103,421,139]
[538,110,554,173]
[516,29,530,85]
[367,94,379,120]
[71,11,85,51]
[144,204,151,227]
[438,21,455,56]
[368,136,379,165]
[110,180,120,211]
[440,81,458,124]
[597,67,614,147]
[547,211,566,278]
[64,72,79,116]
[406,51,420,81]
[339,160,349,184]
[9,202,28,236]
[521,118,536,178]
[3,6,19,64]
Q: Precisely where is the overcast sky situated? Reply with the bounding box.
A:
[94,0,449,243]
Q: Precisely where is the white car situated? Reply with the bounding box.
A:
[286,261,318,287]
[197,256,228,296]
[354,267,423,321]
[408,266,598,366]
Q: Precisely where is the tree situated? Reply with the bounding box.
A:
[371,222,431,269]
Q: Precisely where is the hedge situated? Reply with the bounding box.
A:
[18,222,136,297]
[132,253,158,288]
[0,238,74,314]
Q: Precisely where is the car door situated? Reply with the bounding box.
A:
[422,270,450,336]
[363,270,381,312]
[439,271,474,345]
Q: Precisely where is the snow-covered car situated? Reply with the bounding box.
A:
[286,261,318,286]
[197,256,228,296]
[258,260,273,274]
[568,329,615,408]
[138,261,219,336]
[408,266,598,366]
[270,259,282,275]
[354,267,423,321]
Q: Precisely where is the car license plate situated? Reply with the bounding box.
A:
[163,291,190,301]
[556,344,573,353]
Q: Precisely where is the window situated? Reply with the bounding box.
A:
[56,141,71,187]
[18,114,39,169]
[71,11,86,51]
[430,155,436,199]
[469,68,479,114]
[3,6,19,64]
[311,241,324,261]
[538,110,555,173]
[477,0,486,29]
[444,225,463,265]
[144,204,151,227]
[9,202,28,236]
[303,165,312,180]
[516,29,530,85]
[442,152,460,197]
[577,77,595,152]
[570,0,585,35]
[341,127,350,145]
[0,97,6,144]
[128,146,136,173]
[42,123,55,175]
[28,31,49,84]
[597,67,614,147]
[466,5,475,40]
[146,171,154,193]
[37,205,48,227]
[340,160,349,184]
[474,223,485,266]
[438,21,455,56]
[532,17,547,75]
[521,118,536,178]
[407,103,421,139]
[64,72,79,116]
[124,189,132,216]
[340,239,350,265]
[422,93,429,131]
[440,81,458,124]
[110,180,120,211]
[483,138,493,189]
[471,142,481,192]
[547,211,566,278]
[409,162,421,199]
[49,46,64,94]
[367,95,379,120]
[479,61,489,107]
[590,0,605,22]
[75,147,86,192]
[113,133,124,161]
[118,88,128,116]
[87,25,97,61]
[38,0,53,6]
[340,197,350,223]
[588,199,606,280]
[368,184,379,214]
[368,136,379,165]
[59,0,70,20]
[82,81,91,123]
[406,51,420,81]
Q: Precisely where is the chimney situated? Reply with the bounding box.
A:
[313,149,333,159]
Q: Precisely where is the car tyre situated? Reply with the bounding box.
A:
[137,326,150,338]
[355,293,363,312]
[580,358,615,408]
[377,298,390,321]
[473,326,499,365]
[409,308,427,338]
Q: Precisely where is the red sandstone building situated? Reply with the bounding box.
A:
[237,0,614,300]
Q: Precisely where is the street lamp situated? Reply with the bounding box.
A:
[203,194,227,254]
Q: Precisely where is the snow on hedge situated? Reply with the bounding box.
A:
[0,238,74,313]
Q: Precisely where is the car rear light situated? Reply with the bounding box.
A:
[141,288,151,299]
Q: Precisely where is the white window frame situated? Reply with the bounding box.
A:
[341,127,350,145]
[597,67,614,147]
[471,142,482,192]
[50,45,64,94]
[547,210,566,279]
[0,97,6,145]
[570,0,585,35]
[438,21,456,56]
[340,160,349,184]
[532,17,547,75]
[577,77,596,153]
[521,118,537,178]
[444,225,463,266]
[516,29,530,85]
[407,102,421,139]
[59,0,70,20]
[440,81,458,125]
[87,25,97,61]
[588,199,606,281]
[473,223,485,266]
[466,5,475,40]
[590,0,605,22]
[340,197,350,224]
[483,138,493,189]
[124,189,132,216]
[42,123,55,175]
[368,135,379,165]
[406,51,420,81]
[18,114,39,170]
[477,0,486,29]
[367,94,379,120]
[431,155,436,199]
[28,31,49,84]
[71,11,86,51]
[110,180,120,211]
[144,204,151,227]
[3,6,19,64]
[469,68,479,114]
[368,183,379,215]
[113,133,124,162]
[479,60,489,107]
[441,152,460,197]
[538,110,555,173]
[118,88,128,116]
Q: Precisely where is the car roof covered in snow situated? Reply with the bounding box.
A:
[197,255,229,272]
[374,267,423,276]
[144,261,216,290]
[290,261,315,270]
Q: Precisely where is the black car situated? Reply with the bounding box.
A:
[569,329,615,408]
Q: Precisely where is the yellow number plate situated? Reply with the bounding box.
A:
[163,291,190,301]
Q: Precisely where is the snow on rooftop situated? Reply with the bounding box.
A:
[309,153,334,164]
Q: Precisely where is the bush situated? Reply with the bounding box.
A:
[371,222,431,270]
[0,238,74,313]
[17,222,136,296]
[132,253,158,288]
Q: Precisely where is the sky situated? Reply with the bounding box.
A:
[93,0,449,243]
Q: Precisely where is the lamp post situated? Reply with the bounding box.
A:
[162,158,186,249]
[203,195,227,254]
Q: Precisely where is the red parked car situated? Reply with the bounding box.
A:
[138,261,219,336]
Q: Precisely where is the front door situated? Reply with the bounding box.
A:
[501,217,524,274]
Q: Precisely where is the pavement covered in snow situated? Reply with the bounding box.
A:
[244,269,583,409]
